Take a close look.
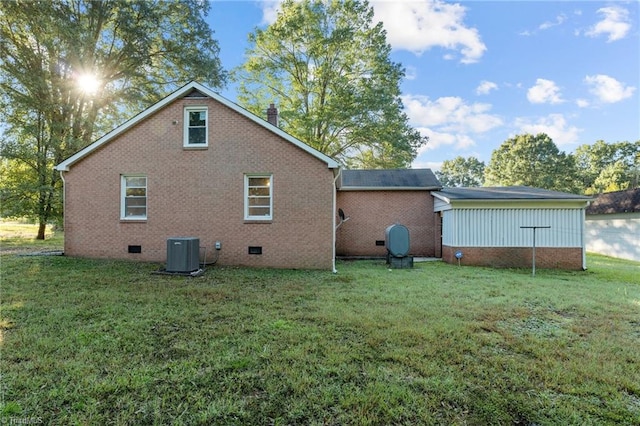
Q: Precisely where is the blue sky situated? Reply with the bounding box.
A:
[207,1,639,170]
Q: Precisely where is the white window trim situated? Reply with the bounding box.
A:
[244,174,273,221]
[121,175,147,220]
[183,106,208,148]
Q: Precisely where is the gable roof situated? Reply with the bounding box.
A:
[55,81,339,171]
[586,188,640,214]
[339,169,441,190]
[432,186,592,203]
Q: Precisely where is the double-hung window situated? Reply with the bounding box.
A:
[121,175,147,220]
[245,175,272,220]
[184,106,208,147]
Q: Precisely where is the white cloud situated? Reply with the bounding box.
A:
[527,78,564,104]
[586,6,631,42]
[476,80,498,95]
[412,159,444,172]
[416,128,454,150]
[404,66,418,81]
[259,0,486,63]
[372,0,486,64]
[520,13,567,36]
[539,14,567,30]
[404,95,503,132]
[584,74,636,103]
[576,98,590,108]
[260,0,282,25]
[514,114,581,146]
[414,128,475,151]
[402,94,503,151]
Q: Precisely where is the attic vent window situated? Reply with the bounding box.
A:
[184,106,208,148]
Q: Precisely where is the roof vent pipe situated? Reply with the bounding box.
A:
[267,103,278,127]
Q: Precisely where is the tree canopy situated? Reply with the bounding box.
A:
[483,133,580,193]
[0,0,225,238]
[436,156,485,187]
[573,140,639,194]
[435,138,638,194]
[233,0,426,169]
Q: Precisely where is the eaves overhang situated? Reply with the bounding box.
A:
[431,187,592,210]
[447,199,592,209]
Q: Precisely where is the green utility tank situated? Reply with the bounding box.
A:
[385,224,410,258]
[385,224,413,268]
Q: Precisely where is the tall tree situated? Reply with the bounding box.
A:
[234,0,426,168]
[573,140,640,194]
[0,0,225,238]
[592,161,630,193]
[484,133,580,193]
[436,156,485,187]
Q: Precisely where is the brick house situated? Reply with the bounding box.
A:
[56,82,593,271]
[56,82,340,270]
[336,169,442,258]
[432,187,592,269]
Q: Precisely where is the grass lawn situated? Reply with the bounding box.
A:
[1,226,639,425]
[0,220,62,254]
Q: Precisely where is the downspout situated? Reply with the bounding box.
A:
[332,167,342,273]
[581,205,587,270]
[59,170,66,253]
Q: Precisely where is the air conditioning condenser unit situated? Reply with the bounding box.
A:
[166,237,200,273]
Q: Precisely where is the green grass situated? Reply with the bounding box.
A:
[0,220,63,254]
[1,231,639,425]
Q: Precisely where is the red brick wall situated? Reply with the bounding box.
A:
[336,190,437,257]
[442,245,584,270]
[434,212,442,258]
[63,97,336,269]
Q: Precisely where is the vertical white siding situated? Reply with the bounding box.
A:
[442,208,584,247]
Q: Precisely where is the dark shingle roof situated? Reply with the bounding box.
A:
[340,169,441,189]
[586,188,640,214]
[433,186,592,201]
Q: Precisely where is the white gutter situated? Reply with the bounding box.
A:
[581,207,587,270]
[59,170,66,251]
[332,168,342,273]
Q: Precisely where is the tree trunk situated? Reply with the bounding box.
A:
[37,221,46,240]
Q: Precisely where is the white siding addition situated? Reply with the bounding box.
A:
[442,208,584,248]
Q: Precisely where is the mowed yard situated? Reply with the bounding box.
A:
[1,223,639,425]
